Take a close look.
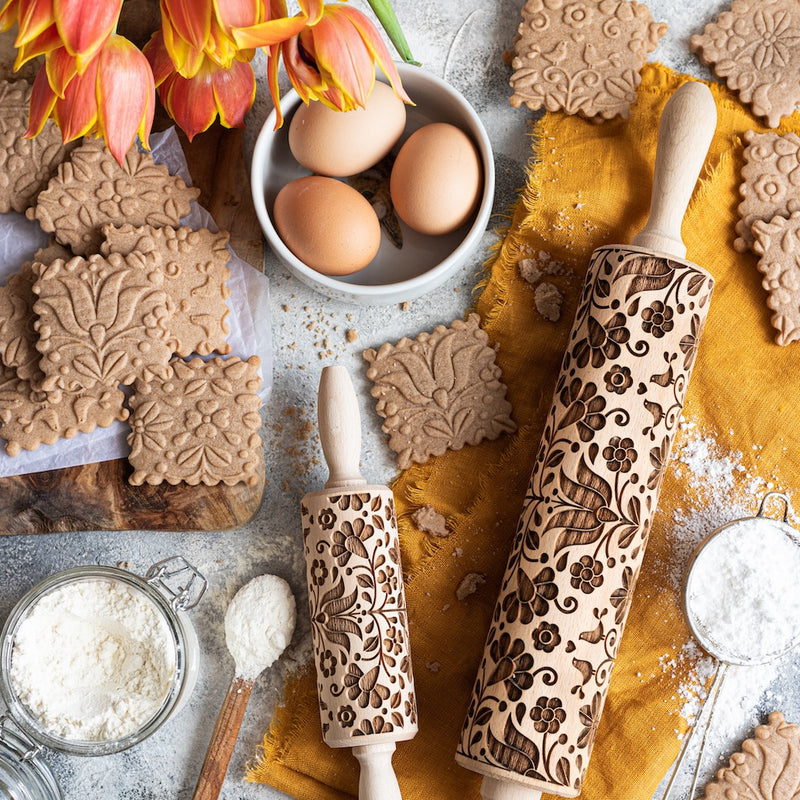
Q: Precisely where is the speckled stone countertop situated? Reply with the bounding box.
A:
[4,1,795,799]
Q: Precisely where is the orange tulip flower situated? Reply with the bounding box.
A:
[234,1,410,128]
[27,34,155,165]
[144,30,256,141]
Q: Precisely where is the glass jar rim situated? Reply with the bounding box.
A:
[0,564,191,757]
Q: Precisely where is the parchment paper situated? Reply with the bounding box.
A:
[0,128,272,478]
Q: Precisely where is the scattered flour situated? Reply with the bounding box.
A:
[224,574,296,681]
[10,578,175,742]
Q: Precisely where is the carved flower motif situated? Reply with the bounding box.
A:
[559,378,607,442]
[502,566,558,624]
[647,435,671,490]
[531,622,561,653]
[488,633,535,701]
[775,136,800,186]
[750,9,794,69]
[574,312,630,369]
[337,705,356,728]
[317,507,337,530]
[577,692,603,748]
[641,301,674,338]
[383,625,404,656]
[530,696,566,734]
[185,400,229,440]
[562,2,593,27]
[344,664,391,709]
[331,518,374,566]
[680,314,702,370]
[335,492,369,511]
[603,435,637,473]
[128,399,171,454]
[569,555,604,594]
[753,173,785,203]
[355,716,394,736]
[96,177,139,217]
[610,566,634,624]
[310,558,328,586]
[604,364,633,395]
[319,649,337,679]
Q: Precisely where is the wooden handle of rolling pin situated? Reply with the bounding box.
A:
[301,365,417,800]
[631,80,717,258]
[191,676,254,800]
[455,81,717,799]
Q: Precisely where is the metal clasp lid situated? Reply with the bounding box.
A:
[0,712,41,762]
[146,556,207,611]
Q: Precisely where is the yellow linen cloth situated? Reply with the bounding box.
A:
[249,62,800,799]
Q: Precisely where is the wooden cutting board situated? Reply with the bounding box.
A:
[0,125,267,535]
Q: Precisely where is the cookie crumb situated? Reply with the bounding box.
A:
[411,505,450,538]
[534,282,563,322]
[456,572,486,601]
[400,301,411,311]
[346,328,359,343]
[425,661,441,673]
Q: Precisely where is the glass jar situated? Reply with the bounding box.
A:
[0,556,206,766]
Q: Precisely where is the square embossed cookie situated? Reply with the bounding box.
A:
[28,138,201,255]
[101,223,232,357]
[0,79,75,213]
[691,0,800,129]
[735,130,800,254]
[0,363,128,456]
[752,210,800,345]
[127,355,262,486]
[32,251,174,391]
[509,0,667,121]
[363,313,516,469]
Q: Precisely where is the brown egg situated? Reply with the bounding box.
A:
[273,176,381,276]
[288,82,407,177]
[390,122,483,236]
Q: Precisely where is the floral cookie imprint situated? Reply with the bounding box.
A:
[509,0,667,121]
[28,138,200,255]
[0,362,128,456]
[127,355,262,486]
[363,313,515,470]
[703,712,800,800]
[752,211,800,346]
[32,252,174,392]
[691,0,800,128]
[735,131,800,254]
[0,79,74,213]
[101,223,232,357]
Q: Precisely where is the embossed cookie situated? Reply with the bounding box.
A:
[363,313,515,470]
[736,131,800,254]
[101,223,232,356]
[703,712,800,800]
[127,355,262,486]
[752,211,800,345]
[33,251,173,391]
[0,79,75,213]
[0,367,128,456]
[509,0,667,120]
[28,138,201,255]
[691,0,800,128]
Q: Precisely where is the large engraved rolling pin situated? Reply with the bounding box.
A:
[455,81,717,799]
[301,365,417,800]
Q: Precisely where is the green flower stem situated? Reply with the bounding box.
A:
[366,0,420,65]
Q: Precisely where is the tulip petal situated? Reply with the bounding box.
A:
[231,13,309,49]
[24,64,57,138]
[45,45,78,97]
[53,0,121,59]
[142,31,175,86]
[54,57,99,141]
[161,0,212,50]
[161,68,217,141]
[161,11,207,77]
[213,0,261,31]
[97,35,155,162]
[13,21,60,68]
[0,0,19,33]
[266,46,284,128]
[211,58,255,128]
[15,0,54,46]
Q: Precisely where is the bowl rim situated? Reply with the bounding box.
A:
[250,61,495,301]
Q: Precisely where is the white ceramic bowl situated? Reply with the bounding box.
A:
[250,62,495,305]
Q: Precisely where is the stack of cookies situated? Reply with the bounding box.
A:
[0,79,263,487]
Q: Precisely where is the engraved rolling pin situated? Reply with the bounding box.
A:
[455,81,718,799]
[301,365,417,800]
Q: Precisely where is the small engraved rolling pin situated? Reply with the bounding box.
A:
[301,365,417,800]
[455,81,718,799]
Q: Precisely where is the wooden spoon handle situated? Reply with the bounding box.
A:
[192,675,255,800]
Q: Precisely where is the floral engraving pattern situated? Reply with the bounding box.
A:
[456,248,713,793]
[302,487,418,747]
[510,0,667,121]
[691,0,800,129]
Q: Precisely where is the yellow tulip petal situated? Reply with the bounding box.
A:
[161,12,207,78]
[15,0,54,47]
[161,0,212,50]
[231,14,309,49]
[142,31,174,87]
[53,0,121,59]
[161,67,217,141]
[44,45,78,98]
[53,58,99,142]
[0,0,19,34]
[266,46,284,128]
[13,22,60,69]
[213,0,261,32]
[24,65,57,138]
[97,35,155,163]
[211,58,255,128]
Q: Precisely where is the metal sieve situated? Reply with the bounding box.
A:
[661,491,800,800]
